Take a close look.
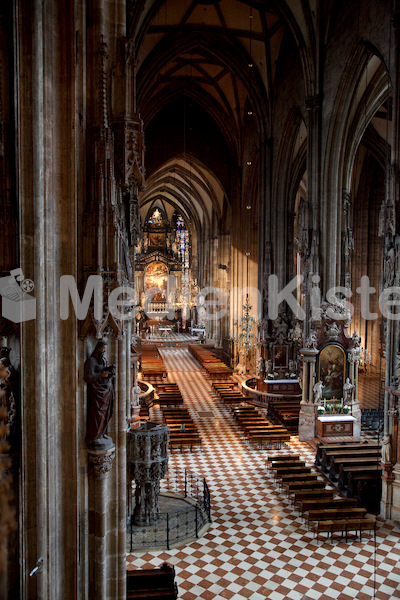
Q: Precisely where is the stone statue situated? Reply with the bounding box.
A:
[352,331,361,348]
[305,330,317,349]
[343,377,355,403]
[313,380,323,404]
[272,313,288,338]
[325,322,340,339]
[288,359,297,373]
[84,339,115,448]
[382,433,392,463]
[256,355,265,379]
[132,383,142,407]
[265,359,273,376]
[237,348,246,375]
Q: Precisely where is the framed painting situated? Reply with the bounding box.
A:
[318,343,346,400]
[149,232,165,247]
[145,261,168,301]
[272,345,288,369]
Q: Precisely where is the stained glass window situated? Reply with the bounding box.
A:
[175,214,190,282]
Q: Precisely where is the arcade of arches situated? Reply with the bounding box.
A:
[1,0,400,598]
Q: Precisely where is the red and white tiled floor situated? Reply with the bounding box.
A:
[127,347,400,600]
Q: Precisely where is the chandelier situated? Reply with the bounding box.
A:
[237,295,258,355]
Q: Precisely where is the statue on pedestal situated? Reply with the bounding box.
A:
[382,433,392,463]
[84,339,115,448]
[343,378,355,404]
[313,380,323,404]
[236,348,246,375]
[256,355,265,379]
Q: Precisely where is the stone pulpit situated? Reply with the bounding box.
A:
[127,422,169,526]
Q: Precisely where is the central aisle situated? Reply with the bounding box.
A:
[127,347,400,600]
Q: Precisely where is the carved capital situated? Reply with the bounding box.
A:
[88,446,116,479]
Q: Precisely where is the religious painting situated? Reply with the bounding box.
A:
[145,262,168,301]
[149,232,165,247]
[272,345,288,369]
[318,343,346,400]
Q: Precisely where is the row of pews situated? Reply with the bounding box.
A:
[315,441,382,512]
[188,344,233,380]
[268,398,301,433]
[212,382,245,404]
[141,345,167,383]
[212,384,291,449]
[162,405,202,453]
[127,563,178,599]
[267,454,376,542]
[231,405,291,449]
[156,382,184,407]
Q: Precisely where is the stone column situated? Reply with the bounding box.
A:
[384,391,400,519]
[88,447,116,600]
[298,347,319,441]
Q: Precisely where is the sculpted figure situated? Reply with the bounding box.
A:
[237,348,246,375]
[343,377,355,403]
[256,355,265,378]
[313,380,324,404]
[84,339,115,447]
[382,434,392,463]
[265,359,273,375]
[132,383,142,407]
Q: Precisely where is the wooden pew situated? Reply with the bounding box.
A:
[300,497,357,516]
[312,517,376,542]
[308,507,367,528]
[126,563,178,599]
[315,441,380,469]
[329,455,380,480]
[338,465,382,491]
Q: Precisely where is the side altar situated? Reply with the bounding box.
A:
[317,415,356,438]
[256,379,301,395]
[297,302,362,442]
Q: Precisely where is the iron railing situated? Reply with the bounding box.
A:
[128,468,212,551]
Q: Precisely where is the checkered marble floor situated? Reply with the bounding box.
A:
[127,347,400,600]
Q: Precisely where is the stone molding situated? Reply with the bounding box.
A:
[88,445,116,479]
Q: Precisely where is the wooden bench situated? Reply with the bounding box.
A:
[272,466,310,477]
[169,434,202,452]
[293,489,334,503]
[315,441,381,469]
[312,517,376,542]
[329,455,380,480]
[284,480,327,492]
[338,465,382,490]
[267,454,300,462]
[126,563,178,599]
[300,497,357,516]
[308,507,367,528]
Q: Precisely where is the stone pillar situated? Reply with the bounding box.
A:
[127,423,169,527]
[298,347,319,441]
[347,348,361,437]
[88,447,116,600]
[384,391,400,519]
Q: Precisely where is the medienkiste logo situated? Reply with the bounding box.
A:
[0,268,36,323]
